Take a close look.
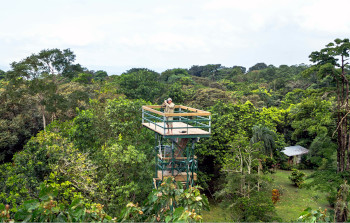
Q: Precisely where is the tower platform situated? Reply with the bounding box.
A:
[142,105,211,139]
[142,122,210,138]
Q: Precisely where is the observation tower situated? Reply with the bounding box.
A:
[142,105,211,188]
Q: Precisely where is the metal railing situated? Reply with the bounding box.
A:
[142,105,211,135]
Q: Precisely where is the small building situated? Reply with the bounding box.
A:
[281,145,309,165]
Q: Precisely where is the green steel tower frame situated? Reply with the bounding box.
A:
[142,105,211,188]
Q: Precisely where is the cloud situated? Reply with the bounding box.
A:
[1,0,349,74]
[38,17,106,46]
[297,0,350,33]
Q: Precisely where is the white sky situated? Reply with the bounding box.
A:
[1,0,350,75]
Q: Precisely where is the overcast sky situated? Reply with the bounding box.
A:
[1,0,349,75]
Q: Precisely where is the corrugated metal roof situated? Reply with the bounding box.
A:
[282,145,309,157]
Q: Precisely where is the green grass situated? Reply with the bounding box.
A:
[271,169,329,221]
[201,169,330,222]
[202,200,228,222]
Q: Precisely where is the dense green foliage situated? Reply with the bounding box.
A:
[297,207,332,222]
[0,178,209,222]
[0,183,112,222]
[0,39,349,221]
[119,177,209,222]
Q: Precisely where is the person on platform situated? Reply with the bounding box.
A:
[162,98,175,134]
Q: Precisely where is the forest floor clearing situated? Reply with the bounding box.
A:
[202,169,330,222]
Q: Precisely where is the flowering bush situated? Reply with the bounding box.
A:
[271,189,280,204]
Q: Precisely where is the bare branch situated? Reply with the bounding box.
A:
[333,110,350,137]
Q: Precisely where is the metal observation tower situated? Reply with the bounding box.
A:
[142,105,211,188]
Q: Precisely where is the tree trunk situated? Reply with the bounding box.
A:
[42,111,46,132]
[257,159,261,192]
[335,181,349,222]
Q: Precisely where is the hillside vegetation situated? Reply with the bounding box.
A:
[0,38,349,222]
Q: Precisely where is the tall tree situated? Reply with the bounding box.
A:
[118,69,164,102]
[10,48,75,79]
[94,70,108,82]
[10,49,77,131]
[250,124,276,158]
[188,64,221,80]
[248,62,268,73]
[306,38,350,172]
[217,133,279,222]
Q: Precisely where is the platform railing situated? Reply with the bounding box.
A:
[142,105,211,135]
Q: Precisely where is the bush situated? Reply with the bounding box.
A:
[118,177,209,222]
[297,207,333,222]
[225,191,281,222]
[289,169,306,188]
[271,189,280,204]
[1,178,210,222]
[280,162,292,170]
[326,192,337,208]
[1,184,112,222]
[261,157,277,173]
[297,163,309,170]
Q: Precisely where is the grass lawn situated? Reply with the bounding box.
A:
[271,169,330,222]
[202,200,228,222]
[202,169,330,222]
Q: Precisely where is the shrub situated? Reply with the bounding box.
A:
[271,189,280,204]
[1,178,209,222]
[118,177,209,222]
[297,207,333,222]
[289,169,306,188]
[279,161,292,170]
[1,184,112,222]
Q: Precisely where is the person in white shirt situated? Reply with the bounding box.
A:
[162,98,175,134]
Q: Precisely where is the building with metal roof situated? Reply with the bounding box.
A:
[281,145,309,165]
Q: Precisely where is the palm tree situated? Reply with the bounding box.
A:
[250,124,276,158]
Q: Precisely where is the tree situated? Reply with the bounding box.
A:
[95,142,151,214]
[195,101,272,193]
[9,49,78,131]
[303,38,350,221]
[166,82,187,104]
[94,70,108,82]
[196,101,264,164]
[232,65,246,74]
[10,48,76,79]
[0,49,94,161]
[224,133,261,175]
[216,133,279,222]
[160,68,189,83]
[0,131,98,210]
[0,69,5,80]
[188,64,221,80]
[0,78,42,162]
[118,69,164,102]
[250,124,277,158]
[289,97,335,167]
[212,66,246,81]
[61,63,86,79]
[72,72,93,84]
[248,62,268,73]
[8,49,93,132]
[306,38,350,172]
[119,177,209,222]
